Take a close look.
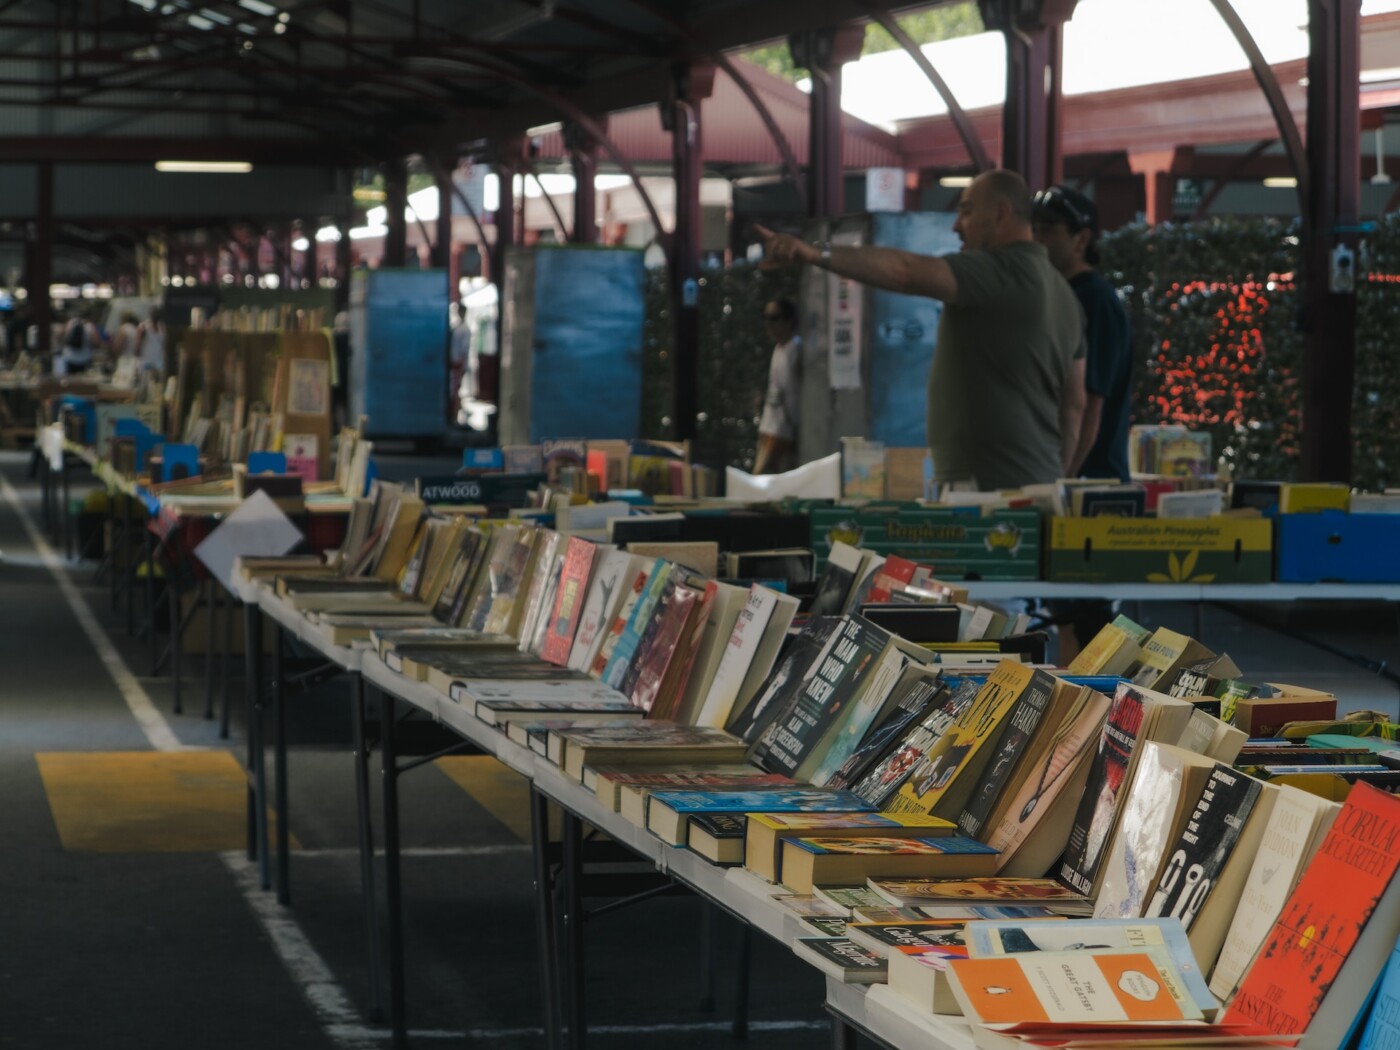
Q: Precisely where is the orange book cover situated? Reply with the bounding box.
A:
[1223,781,1400,1037]
[949,950,1199,1025]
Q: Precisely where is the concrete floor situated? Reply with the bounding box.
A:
[3,447,1398,1050]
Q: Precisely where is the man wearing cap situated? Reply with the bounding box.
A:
[1033,185,1133,481]
[755,169,1086,492]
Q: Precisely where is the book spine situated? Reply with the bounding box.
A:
[957,674,1054,839]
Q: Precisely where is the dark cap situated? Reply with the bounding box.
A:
[1033,185,1098,233]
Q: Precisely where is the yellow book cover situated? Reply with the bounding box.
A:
[885,660,1033,819]
[1066,624,1129,675]
[1279,482,1350,514]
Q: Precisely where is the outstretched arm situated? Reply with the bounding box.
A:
[754,224,960,304]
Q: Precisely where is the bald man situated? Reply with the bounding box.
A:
[758,169,1086,492]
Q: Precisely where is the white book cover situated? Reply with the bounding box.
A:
[516,533,562,653]
[693,584,778,728]
[567,549,639,672]
[1207,786,1341,999]
[674,581,749,724]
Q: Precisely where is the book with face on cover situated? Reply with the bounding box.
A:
[726,615,841,746]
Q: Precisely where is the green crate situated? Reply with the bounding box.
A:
[810,505,1041,581]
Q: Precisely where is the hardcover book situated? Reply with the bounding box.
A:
[744,810,957,884]
[686,812,747,865]
[642,787,874,847]
[780,834,1000,894]
[549,721,748,781]
[867,877,1093,914]
[588,767,789,813]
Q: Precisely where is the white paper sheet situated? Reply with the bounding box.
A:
[193,489,304,592]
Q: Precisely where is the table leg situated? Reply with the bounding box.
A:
[220,594,235,740]
[531,785,561,1050]
[245,603,270,890]
[732,921,752,1039]
[145,527,158,675]
[698,904,716,1011]
[351,675,387,1023]
[379,688,407,1049]
[561,810,585,1050]
[61,452,71,559]
[169,551,183,715]
[831,1017,859,1050]
[273,627,290,906]
[124,497,135,634]
[204,579,217,720]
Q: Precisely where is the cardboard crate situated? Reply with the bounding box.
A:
[809,505,1040,580]
[1233,685,1338,738]
[1045,516,1272,584]
[1276,511,1400,582]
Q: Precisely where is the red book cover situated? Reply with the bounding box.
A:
[630,581,702,716]
[540,538,598,666]
[1223,781,1400,1038]
[866,555,921,604]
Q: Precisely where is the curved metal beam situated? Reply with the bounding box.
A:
[613,0,809,213]
[1193,139,1274,221]
[521,157,570,243]
[427,158,495,279]
[853,0,994,173]
[1206,0,1309,224]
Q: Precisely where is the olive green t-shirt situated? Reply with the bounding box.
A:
[928,240,1086,490]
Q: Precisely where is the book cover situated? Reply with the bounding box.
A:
[589,563,653,678]
[1209,788,1340,999]
[670,580,749,726]
[807,642,924,788]
[552,721,748,780]
[471,697,640,725]
[1057,683,1154,895]
[863,554,921,605]
[620,574,695,710]
[539,537,598,665]
[868,877,1093,909]
[725,616,841,746]
[782,834,999,893]
[885,661,1036,820]
[566,550,638,673]
[646,787,874,816]
[482,526,545,638]
[773,894,847,918]
[693,584,780,729]
[946,949,1203,1025]
[846,920,970,958]
[808,542,864,617]
[1145,764,1264,929]
[850,677,979,807]
[590,768,790,812]
[956,667,1058,839]
[1358,939,1400,1050]
[1223,782,1400,1044]
[752,614,891,778]
[823,668,946,792]
[745,810,956,883]
[631,577,710,718]
[600,560,673,689]
[966,917,1217,1018]
[686,812,747,864]
[791,937,887,984]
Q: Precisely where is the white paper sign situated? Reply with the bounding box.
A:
[725,452,841,501]
[193,489,304,592]
[827,231,864,391]
[866,167,906,213]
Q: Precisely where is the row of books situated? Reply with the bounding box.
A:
[234,487,1400,1050]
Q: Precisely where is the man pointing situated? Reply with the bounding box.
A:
[756,168,1086,492]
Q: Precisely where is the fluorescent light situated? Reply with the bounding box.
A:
[939,175,973,188]
[155,160,253,173]
[349,224,388,240]
[237,0,277,14]
[315,226,342,243]
[292,237,310,251]
[1263,176,1298,188]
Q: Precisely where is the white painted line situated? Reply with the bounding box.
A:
[292,844,530,859]
[223,851,380,1050]
[323,1018,830,1041]
[0,473,184,752]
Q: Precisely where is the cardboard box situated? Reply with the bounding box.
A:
[1045,516,1272,583]
[809,505,1040,581]
[1233,685,1338,738]
[1276,511,1400,582]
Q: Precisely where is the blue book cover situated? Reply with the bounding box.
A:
[966,916,1218,1019]
[601,559,672,689]
[1358,941,1400,1050]
[648,788,876,815]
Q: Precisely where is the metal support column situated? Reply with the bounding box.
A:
[31,161,52,355]
[663,62,715,443]
[789,27,865,218]
[1302,0,1361,482]
[383,159,408,269]
[565,120,603,243]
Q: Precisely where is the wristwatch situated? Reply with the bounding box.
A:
[815,240,832,268]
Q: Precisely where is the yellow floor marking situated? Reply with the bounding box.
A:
[435,755,556,842]
[36,750,295,853]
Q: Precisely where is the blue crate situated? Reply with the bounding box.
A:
[1276,511,1400,582]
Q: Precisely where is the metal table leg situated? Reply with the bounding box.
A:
[562,810,585,1050]
[831,1017,859,1050]
[145,527,159,674]
[169,551,183,715]
[352,676,387,1023]
[245,601,270,890]
[531,785,562,1050]
[61,451,71,558]
[220,594,235,739]
[273,627,290,906]
[379,687,407,1049]
[204,578,217,720]
[124,496,136,634]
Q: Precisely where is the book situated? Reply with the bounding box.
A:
[887,945,968,1016]
[549,721,749,782]
[1131,628,1219,691]
[780,834,999,894]
[867,877,1093,914]
[470,697,641,726]
[1358,937,1400,1050]
[600,559,674,689]
[1066,622,1142,677]
[966,917,1218,1019]
[623,572,705,714]
[725,616,841,746]
[1156,489,1226,519]
[1222,782,1400,1049]
[885,660,1045,821]
[798,915,849,938]
[539,537,598,665]
[482,526,547,638]
[1056,682,1196,896]
[983,684,1112,878]
[643,787,875,847]
[669,580,750,725]
[566,550,641,672]
[849,677,980,808]
[808,541,866,617]
[1144,766,1274,972]
[945,949,1204,1026]
[845,919,970,958]
[589,562,655,678]
[1208,787,1340,1000]
[956,668,1059,840]
[791,937,887,984]
[588,767,790,814]
[692,584,791,729]
[686,813,747,864]
[822,667,947,792]
[772,894,846,918]
[745,811,957,885]
[751,614,893,779]
[812,884,891,914]
[1094,742,1221,921]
